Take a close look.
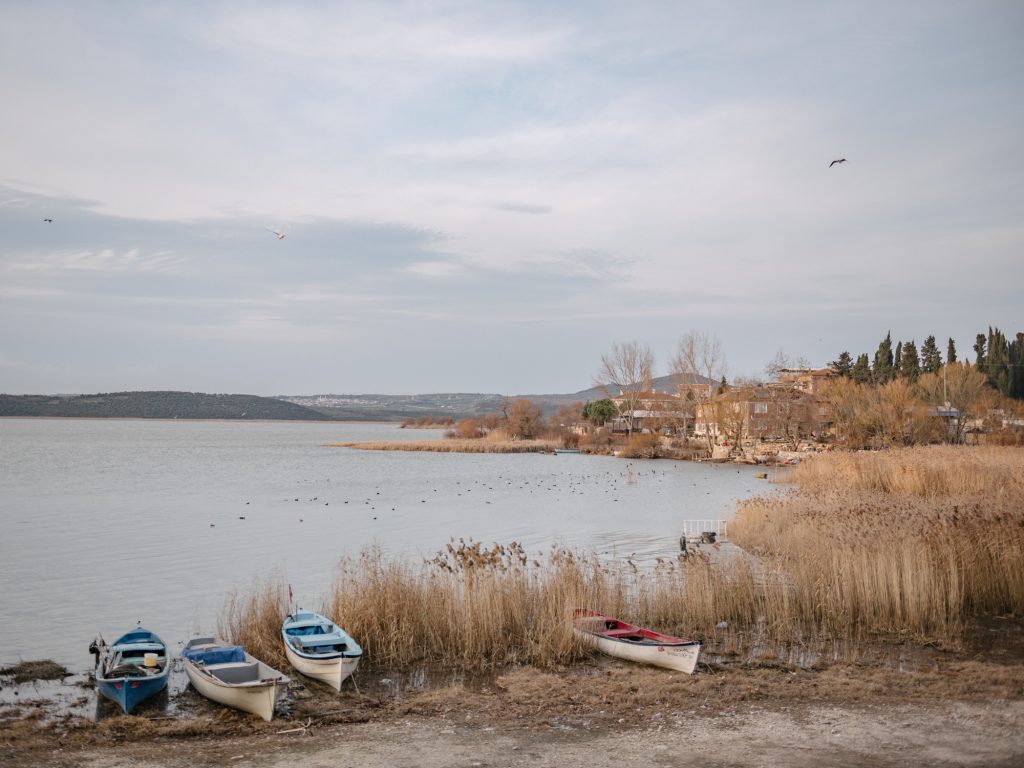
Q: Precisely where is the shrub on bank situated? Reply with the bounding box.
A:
[621,433,661,458]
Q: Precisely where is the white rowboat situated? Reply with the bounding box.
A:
[571,609,701,674]
[181,637,289,721]
[282,610,362,691]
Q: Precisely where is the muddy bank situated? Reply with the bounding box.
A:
[4,654,1023,767]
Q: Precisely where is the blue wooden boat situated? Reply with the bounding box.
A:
[90,627,170,714]
[282,610,362,691]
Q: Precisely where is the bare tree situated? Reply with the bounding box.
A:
[713,386,751,454]
[916,363,989,443]
[595,341,654,436]
[765,348,812,381]
[506,398,544,440]
[671,331,728,454]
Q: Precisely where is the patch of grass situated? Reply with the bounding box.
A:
[0,660,69,684]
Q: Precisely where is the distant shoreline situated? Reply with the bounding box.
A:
[326,438,560,453]
[0,415,399,425]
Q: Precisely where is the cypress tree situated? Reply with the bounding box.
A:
[947,337,957,364]
[1011,333,1024,399]
[900,340,921,383]
[974,333,987,368]
[985,327,1011,396]
[894,341,903,378]
[851,353,872,384]
[831,351,853,378]
[920,335,942,373]
[873,333,894,383]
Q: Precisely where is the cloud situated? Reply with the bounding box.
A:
[493,201,552,215]
[401,260,466,280]
[200,3,572,66]
[6,248,185,274]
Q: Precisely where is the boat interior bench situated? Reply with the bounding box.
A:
[602,629,650,638]
[294,633,347,650]
[206,662,261,684]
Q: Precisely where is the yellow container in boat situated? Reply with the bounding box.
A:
[143,652,158,667]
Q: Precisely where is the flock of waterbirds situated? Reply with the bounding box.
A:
[204,463,755,563]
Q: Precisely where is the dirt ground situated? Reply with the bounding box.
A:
[4,659,1023,768]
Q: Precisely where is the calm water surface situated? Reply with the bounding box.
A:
[0,418,766,668]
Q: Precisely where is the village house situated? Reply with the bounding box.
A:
[693,384,828,447]
[609,389,687,434]
[776,367,835,394]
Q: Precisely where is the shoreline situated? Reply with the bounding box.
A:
[0,415,398,425]
[5,654,1023,766]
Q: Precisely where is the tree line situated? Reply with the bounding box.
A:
[830,327,1024,399]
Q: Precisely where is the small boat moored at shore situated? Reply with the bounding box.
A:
[282,609,362,691]
[90,627,171,714]
[571,609,701,674]
[181,637,289,721]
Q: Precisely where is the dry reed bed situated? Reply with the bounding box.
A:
[223,446,1024,670]
[324,439,560,453]
[732,446,1024,640]
[779,445,1024,497]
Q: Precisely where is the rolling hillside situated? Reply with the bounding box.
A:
[0,391,337,420]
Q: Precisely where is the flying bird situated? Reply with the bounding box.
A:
[265,227,286,240]
[43,218,53,223]
[829,158,847,167]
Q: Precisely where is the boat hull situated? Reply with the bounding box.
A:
[181,638,289,721]
[182,663,287,721]
[283,643,359,691]
[93,628,171,714]
[95,673,168,714]
[281,610,363,691]
[572,610,701,674]
[573,629,701,673]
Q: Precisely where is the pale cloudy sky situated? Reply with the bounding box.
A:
[1,1,1021,395]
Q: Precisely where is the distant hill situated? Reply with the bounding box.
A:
[519,373,710,408]
[0,391,337,421]
[283,373,713,420]
[284,393,506,421]
[1,375,715,422]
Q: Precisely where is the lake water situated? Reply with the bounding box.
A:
[0,418,766,669]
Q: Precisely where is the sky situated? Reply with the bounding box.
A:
[1,1,1022,396]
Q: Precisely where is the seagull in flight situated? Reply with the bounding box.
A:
[829,158,847,168]
[265,227,286,240]
[43,218,53,223]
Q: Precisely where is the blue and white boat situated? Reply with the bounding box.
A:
[282,610,362,691]
[90,627,170,713]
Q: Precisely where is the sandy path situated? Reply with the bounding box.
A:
[59,700,1023,768]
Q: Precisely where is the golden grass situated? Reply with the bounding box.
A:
[222,446,1024,670]
[733,446,1024,641]
[219,574,289,669]
[324,438,560,453]
[778,445,1024,497]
